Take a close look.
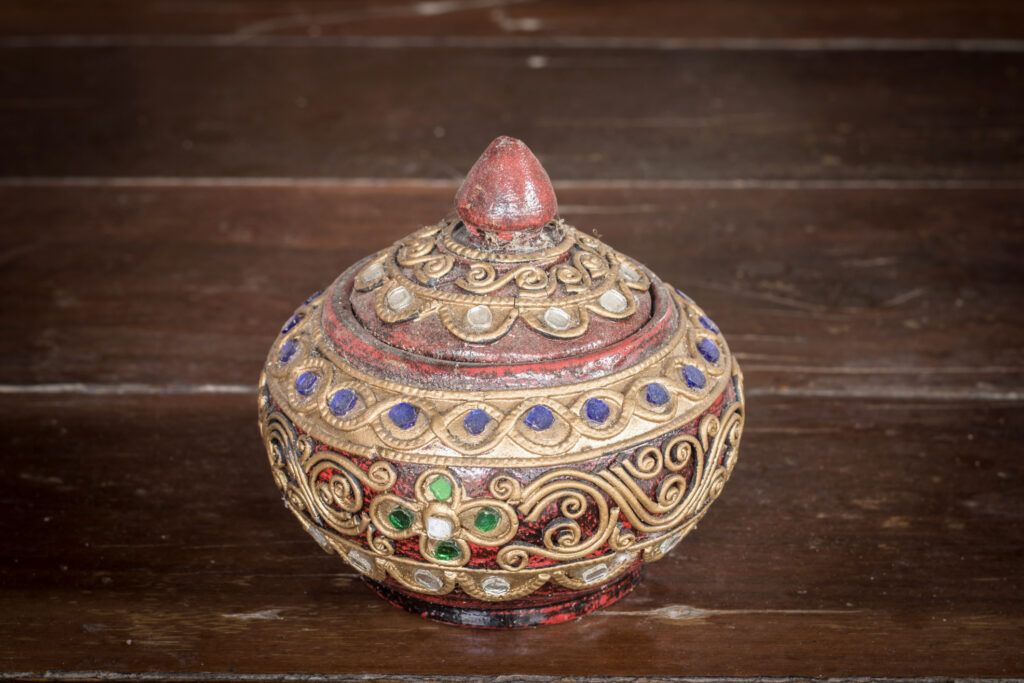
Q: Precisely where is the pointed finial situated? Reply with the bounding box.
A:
[455,136,558,240]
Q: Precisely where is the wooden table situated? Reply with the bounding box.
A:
[2,2,1022,680]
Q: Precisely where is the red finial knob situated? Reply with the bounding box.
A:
[455,136,558,240]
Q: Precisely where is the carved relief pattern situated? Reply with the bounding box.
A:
[356,220,651,342]
[366,468,520,569]
[260,392,744,601]
[265,290,733,465]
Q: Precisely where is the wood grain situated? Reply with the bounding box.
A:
[3,0,1024,42]
[1,185,1021,398]
[2,2,1022,679]
[2,47,1022,181]
[1,393,1021,677]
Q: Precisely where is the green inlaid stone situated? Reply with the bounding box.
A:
[434,540,460,561]
[428,476,453,501]
[474,506,500,533]
[388,506,414,530]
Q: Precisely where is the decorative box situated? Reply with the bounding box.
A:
[258,137,745,627]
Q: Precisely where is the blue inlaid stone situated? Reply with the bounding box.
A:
[278,339,298,363]
[674,288,693,302]
[523,405,554,431]
[281,312,303,334]
[697,338,720,363]
[388,402,419,430]
[584,398,610,424]
[304,290,322,304]
[699,315,720,334]
[328,389,358,417]
[682,364,706,390]
[645,382,670,406]
[463,409,491,436]
[295,371,318,396]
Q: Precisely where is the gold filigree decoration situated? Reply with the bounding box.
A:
[368,468,518,568]
[493,402,743,569]
[264,291,735,466]
[260,391,744,601]
[260,409,397,536]
[456,262,552,296]
[396,231,455,285]
[354,219,651,342]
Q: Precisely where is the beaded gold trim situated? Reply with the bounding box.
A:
[265,291,733,466]
[260,396,744,601]
[354,220,651,342]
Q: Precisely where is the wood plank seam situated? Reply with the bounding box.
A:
[3,675,1021,683]
[2,35,1024,52]
[3,178,1024,190]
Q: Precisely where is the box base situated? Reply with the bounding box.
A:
[363,566,642,629]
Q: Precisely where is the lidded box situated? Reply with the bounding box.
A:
[259,137,745,628]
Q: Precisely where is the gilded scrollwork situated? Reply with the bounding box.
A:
[260,410,397,536]
[259,389,744,601]
[456,262,552,296]
[395,227,455,285]
[355,218,652,341]
[492,403,742,570]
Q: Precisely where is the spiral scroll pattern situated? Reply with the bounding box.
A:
[260,389,744,600]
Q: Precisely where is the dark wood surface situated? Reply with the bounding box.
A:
[1,2,1022,681]
[2,185,1022,398]
[2,394,1022,677]
[4,0,1024,40]
[3,47,1023,180]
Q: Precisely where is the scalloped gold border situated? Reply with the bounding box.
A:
[265,292,737,467]
[355,219,652,341]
